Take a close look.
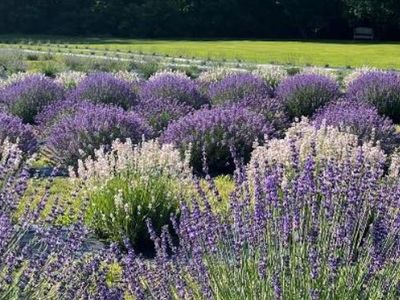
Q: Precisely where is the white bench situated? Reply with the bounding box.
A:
[354,27,374,40]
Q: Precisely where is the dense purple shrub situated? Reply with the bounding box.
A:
[70,72,137,109]
[208,73,272,105]
[126,148,400,299]
[0,112,37,153]
[0,75,64,123]
[234,95,289,134]
[161,106,273,175]
[46,104,153,166]
[136,97,194,134]
[313,99,399,152]
[347,71,400,122]
[0,148,122,298]
[140,73,208,108]
[35,98,99,136]
[276,73,340,118]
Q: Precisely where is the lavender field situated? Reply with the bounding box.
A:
[0,65,399,299]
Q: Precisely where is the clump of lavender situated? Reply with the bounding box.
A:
[251,66,288,91]
[136,97,194,134]
[70,72,137,109]
[347,71,400,122]
[208,73,272,106]
[127,142,400,299]
[249,118,385,176]
[0,111,37,153]
[313,99,399,153]
[35,98,99,137]
[0,75,64,123]
[276,73,340,118]
[55,71,87,89]
[45,104,153,166]
[71,139,192,249]
[0,140,121,299]
[161,106,273,175]
[140,72,207,108]
[233,95,289,134]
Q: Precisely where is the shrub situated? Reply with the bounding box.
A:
[232,95,289,134]
[46,104,153,166]
[300,66,338,81]
[112,70,141,85]
[276,74,340,118]
[69,72,137,109]
[0,75,64,123]
[251,66,288,91]
[313,99,399,152]
[208,73,271,106]
[136,97,194,134]
[140,72,207,108]
[197,67,242,87]
[346,71,400,122]
[161,106,273,175]
[0,112,37,153]
[0,140,118,299]
[55,71,87,89]
[0,72,44,90]
[70,139,192,249]
[132,146,400,299]
[342,66,379,88]
[0,49,27,74]
[35,98,98,136]
[248,118,385,180]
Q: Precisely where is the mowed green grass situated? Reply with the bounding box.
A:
[2,35,400,69]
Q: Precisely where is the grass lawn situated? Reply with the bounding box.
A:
[1,35,400,69]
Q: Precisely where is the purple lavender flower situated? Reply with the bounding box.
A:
[161,105,273,175]
[69,72,137,109]
[232,95,289,134]
[276,73,340,118]
[35,98,101,137]
[313,99,399,153]
[0,75,64,123]
[0,111,37,153]
[139,73,207,108]
[208,73,272,106]
[347,71,400,122]
[46,104,153,166]
[136,97,194,134]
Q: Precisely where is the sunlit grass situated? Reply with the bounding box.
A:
[1,35,400,69]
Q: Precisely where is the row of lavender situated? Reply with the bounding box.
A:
[0,67,399,175]
[1,123,399,298]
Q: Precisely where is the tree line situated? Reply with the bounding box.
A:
[1,0,399,40]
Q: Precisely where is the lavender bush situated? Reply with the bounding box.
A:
[125,142,400,299]
[71,139,192,249]
[0,75,64,123]
[140,72,207,108]
[161,106,273,175]
[234,95,288,134]
[208,73,272,106]
[313,99,399,153]
[46,104,153,166]
[0,141,122,299]
[0,112,37,153]
[70,72,137,109]
[249,118,385,176]
[35,98,99,137]
[136,97,194,134]
[347,71,400,122]
[276,74,340,118]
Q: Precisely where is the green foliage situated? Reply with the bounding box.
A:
[86,172,181,249]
